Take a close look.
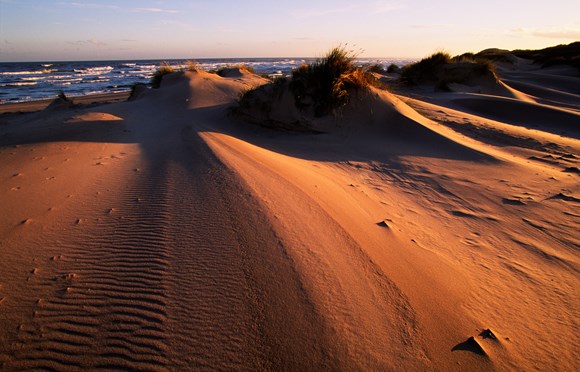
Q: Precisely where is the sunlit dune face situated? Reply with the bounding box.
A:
[65,112,124,123]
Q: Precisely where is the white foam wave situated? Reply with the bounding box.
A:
[1,82,38,86]
[0,69,57,76]
[73,66,114,75]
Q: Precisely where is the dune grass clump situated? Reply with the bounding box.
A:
[400,52,451,85]
[367,64,385,73]
[57,90,71,102]
[129,82,147,100]
[386,63,400,73]
[290,46,376,116]
[186,61,199,71]
[151,64,175,88]
[401,51,497,89]
[512,41,580,71]
[233,45,380,130]
[214,65,256,77]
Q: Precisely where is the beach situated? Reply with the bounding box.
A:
[0,51,578,370]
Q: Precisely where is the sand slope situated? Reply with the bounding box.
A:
[0,67,578,370]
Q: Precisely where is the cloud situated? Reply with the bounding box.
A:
[66,39,107,47]
[532,30,580,39]
[133,7,179,14]
[409,23,451,29]
[510,27,580,40]
[374,0,406,13]
[293,5,358,19]
[58,2,178,13]
[58,2,119,10]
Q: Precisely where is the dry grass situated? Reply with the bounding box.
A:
[290,46,377,116]
[401,51,497,89]
[151,63,175,89]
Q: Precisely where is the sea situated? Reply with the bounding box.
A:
[0,57,415,104]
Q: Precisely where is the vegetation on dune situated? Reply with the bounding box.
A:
[57,90,71,102]
[290,45,377,116]
[214,64,256,76]
[473,42,580,72]
[233,45,381,131]
[367,64,386,74]
[129,82,147,100]
[512,42,580,71]
[186,60,199,71]
[386,63,400,73]
[151,64,175,89]
[401,51,497,89]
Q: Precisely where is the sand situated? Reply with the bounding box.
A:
[0,64,578,370]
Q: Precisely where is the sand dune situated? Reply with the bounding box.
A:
[0,61,578,370]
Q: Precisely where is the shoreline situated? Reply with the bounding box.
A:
[0,91,131,114]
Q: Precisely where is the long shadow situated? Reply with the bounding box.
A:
[1,73,499,173]
[451,96,580,140]
[0,109,135,148]
[189,104,498,166]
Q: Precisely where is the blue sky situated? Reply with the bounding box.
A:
[1,0,579,61]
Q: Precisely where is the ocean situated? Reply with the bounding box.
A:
[0,57,415,104]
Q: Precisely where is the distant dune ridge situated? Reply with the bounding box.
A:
[0,43,578,370]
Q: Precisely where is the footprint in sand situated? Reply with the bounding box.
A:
[452,336,487,356]
[452,328,503,357]
[57,273,77,283]
[547,193,580,203]
[562,166,579,174]
[502,197,526,205]
[376,219,393,228]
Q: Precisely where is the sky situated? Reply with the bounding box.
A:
[0,0,579,62]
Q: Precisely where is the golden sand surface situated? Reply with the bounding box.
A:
[0,64,578,370]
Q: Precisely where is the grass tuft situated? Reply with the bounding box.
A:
[401,51,496,89]
[57,90,71,102]
[215,64,257,77]
[151,63,175,88]
[386,63,400,73]
[186,60,199,71]
[290,45,376,116]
